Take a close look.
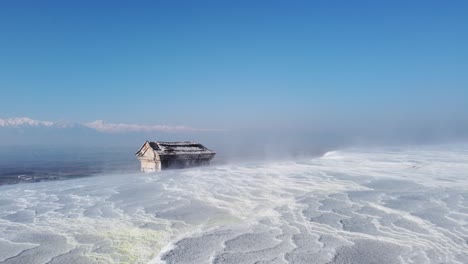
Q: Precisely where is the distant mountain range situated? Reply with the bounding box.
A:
[0,118,102,145]
[0,117,55,127]
[0,117,219,132]
[0,117,89,129]
[0,117,222,146]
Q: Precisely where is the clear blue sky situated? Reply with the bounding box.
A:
[1,0,467,130]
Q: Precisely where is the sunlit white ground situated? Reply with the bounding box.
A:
[1,145,467,264]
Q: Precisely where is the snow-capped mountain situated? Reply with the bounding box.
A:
[0,117,219,146]
[0,117,85,129]
[0,117,103,145]
[0,117,54,127]
[0,117,216,132]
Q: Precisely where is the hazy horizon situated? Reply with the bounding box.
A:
[1,1,467,142]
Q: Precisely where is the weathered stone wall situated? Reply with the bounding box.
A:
[140,159,161,172]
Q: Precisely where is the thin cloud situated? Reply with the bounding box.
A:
[84,120,223,133]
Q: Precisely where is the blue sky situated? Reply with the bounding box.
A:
[1,0,467,131]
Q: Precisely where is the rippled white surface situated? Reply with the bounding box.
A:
[1,145,468,264]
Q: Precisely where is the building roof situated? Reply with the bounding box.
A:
[136,141,216,160]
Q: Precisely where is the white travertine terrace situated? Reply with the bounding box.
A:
[0,144,467,264]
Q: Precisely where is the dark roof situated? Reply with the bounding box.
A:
[136,141,216,160]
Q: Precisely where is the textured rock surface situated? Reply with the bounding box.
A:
[0,145,467,263]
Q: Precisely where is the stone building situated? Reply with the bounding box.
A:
[135,141,216,172]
